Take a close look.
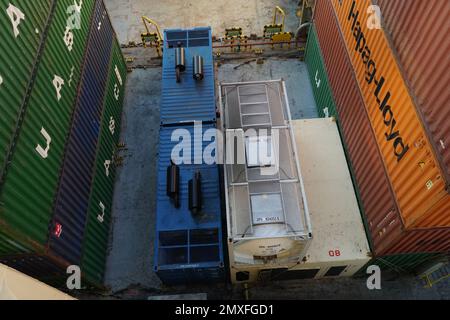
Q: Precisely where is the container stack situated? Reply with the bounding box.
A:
[154,27,225,285]
[305,0,449,272]
[0,0,127,288]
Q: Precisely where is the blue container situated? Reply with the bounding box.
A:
[154,124,225,285]
[49,0,114,265]
[161,27,216,125]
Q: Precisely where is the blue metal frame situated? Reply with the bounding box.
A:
[154,124,225,285]
[160,27,216,125]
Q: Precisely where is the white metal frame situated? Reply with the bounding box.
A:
[219,80,312,243]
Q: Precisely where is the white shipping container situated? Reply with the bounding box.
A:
[219,80,312,269]
[0,264,75,300]
[228,118,371,283]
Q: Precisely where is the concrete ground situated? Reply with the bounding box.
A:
[104,68,162,291]
[102,0,449,299]
[105,0,301,45]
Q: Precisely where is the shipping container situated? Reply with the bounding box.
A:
[304,23,374,247]
[161,27,216,125]
[313,0,450,255]
[81,38,127,286]
[154,124,225,285]
[49,0,114,267]
[377,0,450,188]
[228,118,371,283]
[0,263,75,300]
[220,80,312,275]
[304,25,337,119]
[0,0,95,259]
[330,0,448,229]
[0,0,53,177]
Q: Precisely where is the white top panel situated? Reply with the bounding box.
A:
[292,118,371,263]
[0,264,75,300]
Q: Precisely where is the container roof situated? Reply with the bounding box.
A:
[220,80,312,241]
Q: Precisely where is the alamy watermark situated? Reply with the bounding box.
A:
[366,265,382,290]
[169,122,280,176]
[66,265,81,290]
[366,5,382,30]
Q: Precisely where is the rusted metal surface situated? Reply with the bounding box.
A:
[376,0,450,229]
[313,0,450,255]
[330,0,448,229]
[376,0,450,189]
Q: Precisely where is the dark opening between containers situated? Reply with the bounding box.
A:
[270,268,320,280]
[158,247,188,265]
[236,271,250,282]
[190,246,220,263]
[159,230,188,246]
[190,228,219,244]
[324,266,347,277]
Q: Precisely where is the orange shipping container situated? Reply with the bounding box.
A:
[330,0,449,229]
[377,0,450,187]
[313,0,450,255]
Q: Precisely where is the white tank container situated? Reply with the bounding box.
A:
[224,117,371,283]
[218,80,313,268]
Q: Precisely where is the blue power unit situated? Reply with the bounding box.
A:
[154,124,225,285]
[161,27,216,125]
[49,0,114,265]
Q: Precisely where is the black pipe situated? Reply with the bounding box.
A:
[175,43,186,83]
[189,171,202,215]
[167,161,180,208]
[193,55,204,81]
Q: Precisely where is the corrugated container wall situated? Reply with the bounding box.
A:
[155,125,225,285]
[375,0,450,229]
[0,0,127,288]
[304,25,337,119]
[81,39,127,285]
[330,0,449,229]
[356,252,445,276]
[0,0,94,254]
[49,0,114,267]
[0,0,53,176]
[155,27,225,285]
[305,23,374,248]
[161,28,216,125]
[376,0,450,188]
[313,0,450,255]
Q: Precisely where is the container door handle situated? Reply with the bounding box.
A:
[35,127,51,159]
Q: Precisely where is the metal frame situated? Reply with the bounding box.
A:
[219,80,312,243]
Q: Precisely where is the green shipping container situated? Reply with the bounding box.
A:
[0,0,53,178]
[305,23,375,251]
[305,25,337,118]
[0,0,95,255]
[81,38,127,286]
[356,252,444,276]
